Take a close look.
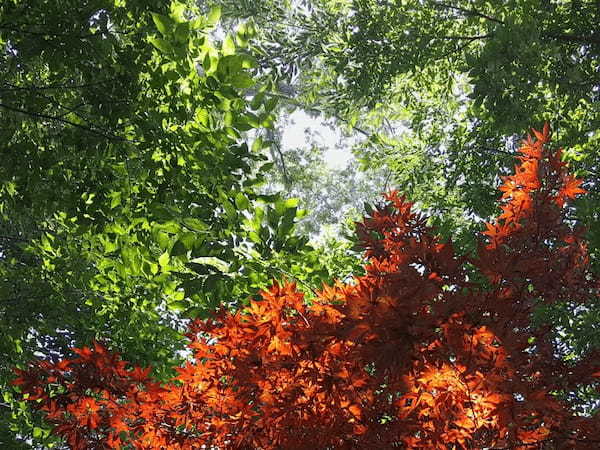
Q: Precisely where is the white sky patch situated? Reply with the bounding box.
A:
[281,110,353,169]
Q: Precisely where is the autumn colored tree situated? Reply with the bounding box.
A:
[14,126,600,448]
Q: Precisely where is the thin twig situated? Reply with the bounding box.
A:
[0,78,123,92]
[263,92,374,138]
[0,102,136,143]
[0,234,28,242]
[542,32,600,45]
[0,24,132,39]
[432,2,505,25]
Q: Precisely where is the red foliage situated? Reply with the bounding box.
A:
[14,126,600,448]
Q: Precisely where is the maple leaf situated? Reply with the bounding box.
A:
[111,418,130,435]
[268,335,293,356]
[482,222,510,247]
[347,403,362,419]
[519,132,545,158]
[129,366,152,382]
[72,346,93,358]
[532,126,548,144]
[561,175,586,199]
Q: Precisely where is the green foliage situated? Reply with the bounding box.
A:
[0,0,340,446]
[263,134,388,235]
[327,0,600,240]
[213,0,600,249]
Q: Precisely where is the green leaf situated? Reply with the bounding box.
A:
[169,1,186,22]
[109,191,122,209]
[222,198,237,220]
[222,35,235,56]
[234,121,253,132]
[239,55,257,69]
[195,108,209,126]
[250,91,265,110]
[169,301,187,313]
[252,136,264,152]
[189,256,230,273]
[151,12,174,36]
[275,198,298,215]
[158,252,170,268]
[235,193,250,210]
[279,208,296,236]
[156,231,171,250]
[284,198,299,209]
[174,22,189,43]
[207,6,221,25]
[171,240,187,256]
[230,73,255,89]
[179,232,196,250]
[182,218,207,232]
[264,97,278,113]
[148,36,174,54]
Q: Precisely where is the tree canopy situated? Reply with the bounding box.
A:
[2,0,600,448]
[0,1,342,446]
[212,0,600,247]
[15,127,600,448]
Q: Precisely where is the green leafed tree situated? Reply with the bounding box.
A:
[210,0,600,248]
[0,1,341,446]
[321,0,600,239]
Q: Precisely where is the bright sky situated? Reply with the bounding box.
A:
[281,110,353,169]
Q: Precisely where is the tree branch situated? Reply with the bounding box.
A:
[266,128,290,186]
[0,24,132,39]
[0,78,123,92]
[0,234,28,242]
[435,35,491,61]
[432,2,505,25]
[475,147,513,156]
[0,102,135,143]
[542,32,600,45]
[263,92,373,138]
[435,34,493,40]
